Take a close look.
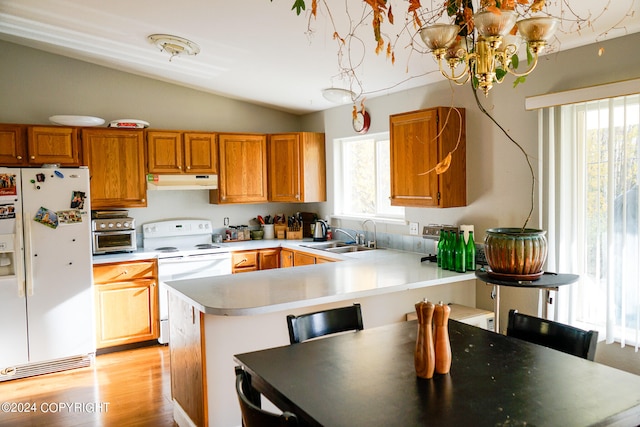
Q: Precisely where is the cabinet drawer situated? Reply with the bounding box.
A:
[232,251,258,273]
[93,260,156,283]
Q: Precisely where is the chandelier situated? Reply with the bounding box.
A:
[420,9,558,96]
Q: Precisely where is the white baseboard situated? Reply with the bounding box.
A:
[172,399,197,427]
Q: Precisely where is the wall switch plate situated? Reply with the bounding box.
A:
[409,222,419,235]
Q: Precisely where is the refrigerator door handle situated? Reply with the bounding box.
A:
[24,211,34,297]
[15,213,26,298]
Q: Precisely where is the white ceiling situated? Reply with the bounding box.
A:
[1,0,639,115]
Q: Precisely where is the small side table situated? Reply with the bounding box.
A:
[475,271,579,333]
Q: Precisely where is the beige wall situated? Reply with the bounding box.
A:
[0,40,301,132]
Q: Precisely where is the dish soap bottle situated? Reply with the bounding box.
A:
[414,299,435,379]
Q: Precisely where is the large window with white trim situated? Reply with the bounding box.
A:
[543,93,640,348]
[334,132,404,220]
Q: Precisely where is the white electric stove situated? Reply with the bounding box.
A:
[142,219,232,344]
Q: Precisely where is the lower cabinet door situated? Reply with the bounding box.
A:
[94,279,159,348]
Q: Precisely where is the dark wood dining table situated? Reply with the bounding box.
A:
[234,319,640,427]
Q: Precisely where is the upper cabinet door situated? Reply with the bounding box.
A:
[0,124,27,166]
[268,132,326,203]
[147,131,217,174]
[390,107,466,208]
[147,131,183,173]
[212,134,267,204]
[269,133,301,202]
[27,126,81,166]
[82,128,147,208]
[184,132,217,174]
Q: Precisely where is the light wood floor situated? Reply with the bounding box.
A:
[0,345,176,427]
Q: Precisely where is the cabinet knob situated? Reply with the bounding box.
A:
[178,165,182,170]
[16,156,22,160]
[30,155,35,160]
[186,166,191,170]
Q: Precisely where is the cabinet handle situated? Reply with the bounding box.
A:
[237,258,247,265]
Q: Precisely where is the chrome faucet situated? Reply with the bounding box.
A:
[361,219,377,249]
[333,228,358,244]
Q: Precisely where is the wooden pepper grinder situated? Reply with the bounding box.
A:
[434,301,452,375]
[414,299,435,379]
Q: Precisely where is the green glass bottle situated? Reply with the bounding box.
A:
[437,229,445,268]
[442,231,451,270]
[466,230,476,271]
[454,231,466,273]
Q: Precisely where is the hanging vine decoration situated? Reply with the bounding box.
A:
[273,0,636,229]
[275,0,634,106]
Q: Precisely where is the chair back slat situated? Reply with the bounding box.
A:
[287,303,364,344]
[507,309,598,361]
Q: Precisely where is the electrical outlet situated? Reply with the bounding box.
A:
[409,222,419,235]
[224,217,229,226]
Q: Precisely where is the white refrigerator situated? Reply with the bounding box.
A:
[0,167,94,381]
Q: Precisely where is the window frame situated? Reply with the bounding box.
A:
[333,131,405,223]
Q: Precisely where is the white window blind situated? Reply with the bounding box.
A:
[539,93,640,349]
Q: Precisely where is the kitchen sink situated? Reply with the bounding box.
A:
[323,245,374,253]
[300,241,377,253]
[300,241,349,250]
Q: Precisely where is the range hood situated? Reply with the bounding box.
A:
[147,174,218,190]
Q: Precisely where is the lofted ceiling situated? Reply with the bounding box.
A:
[1,0,639,115]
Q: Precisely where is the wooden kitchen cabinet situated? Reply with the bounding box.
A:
[232,248,281,273]
[281,248,336,268]
[81,128,147,208]
[0,124,27,166]
[389,107,466,208]
[93,259,159,349]
[210,133,267,204]
[281,248,294,268]
[294,251,316,266]
[232,250,259,274]
[168,293,206,427]
[268,132,326,202]
[27,126,81,166]
[0,124,80,166]
[147,130,217,174]
[258,248,280,270]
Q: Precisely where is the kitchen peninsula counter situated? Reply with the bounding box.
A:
[163,240,477,427]
[167,242,475,316]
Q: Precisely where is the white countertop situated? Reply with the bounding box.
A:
[119,239,476,316]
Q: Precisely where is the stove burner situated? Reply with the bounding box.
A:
[155,246,179,253]
[195,244,219,250]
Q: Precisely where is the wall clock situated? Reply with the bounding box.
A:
[352,110,371,134]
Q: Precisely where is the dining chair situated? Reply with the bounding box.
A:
[235,366,298,427]
[506,309,598,361]
[287,303,364,344]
